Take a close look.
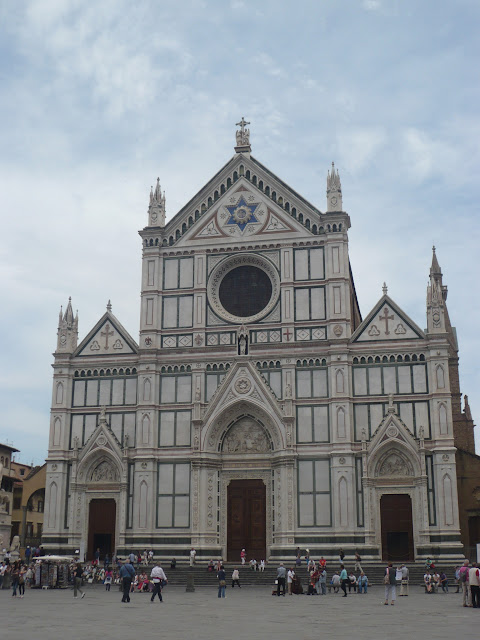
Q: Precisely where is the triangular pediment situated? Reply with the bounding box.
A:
[351,295,425,342]
[367,409,421,478]
[176,177,314,246]
[156,153,334,247]
[75,311,138,357]
[202,360,285,426]
[77,412,123,478]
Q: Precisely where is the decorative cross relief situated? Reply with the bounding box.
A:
[101,323,114,349]
[379,307,394,335]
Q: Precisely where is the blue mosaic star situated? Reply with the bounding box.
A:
[225,197,260,231]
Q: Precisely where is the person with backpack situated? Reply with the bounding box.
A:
[458,560,471,607]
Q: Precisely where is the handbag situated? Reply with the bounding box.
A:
[219,580,226,587]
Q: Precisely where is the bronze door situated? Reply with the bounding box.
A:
[380,494,414,561]
[227,479,266,562]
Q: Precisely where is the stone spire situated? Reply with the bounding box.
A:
[426,246,448,333]
[56,296,78,353]
[235,117,251,154]
[326,162,342,212]
[148,177,166,227]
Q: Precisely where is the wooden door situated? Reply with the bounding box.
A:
[380,494,414,561]
[87,499,116,561]
[227,479,266,562]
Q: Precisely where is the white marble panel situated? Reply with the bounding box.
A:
[178,296,193,327]
[159,412,175,447]
[86,380,98,406]
[179,258,194,288]
[112,379,124,404]
[398,366,412,394]
[164,259,178,289]
[413,365,427,393]
[73,380,85,407]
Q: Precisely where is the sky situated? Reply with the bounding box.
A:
[0,0,479,464]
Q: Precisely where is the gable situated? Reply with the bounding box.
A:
[176,178,314,246]
[352,295,425,343]
[75,312,138,357]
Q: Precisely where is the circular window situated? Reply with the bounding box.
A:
[219,266,272,317]
[207,254,280,324]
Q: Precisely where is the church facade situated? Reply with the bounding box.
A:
[42,123,471,562]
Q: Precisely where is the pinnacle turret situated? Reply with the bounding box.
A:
[430,245,442,277]
[148,177,166,227]
[326,162,342,212]
[56,296,78,353]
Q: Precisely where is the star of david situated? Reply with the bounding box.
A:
[225,197,260,232]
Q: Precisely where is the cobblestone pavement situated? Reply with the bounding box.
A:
[1,585,477,640]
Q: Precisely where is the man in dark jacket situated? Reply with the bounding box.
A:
[119,560,135,603]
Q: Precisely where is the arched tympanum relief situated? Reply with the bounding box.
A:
[222,417,272,453]
[89,460,119,483]
[375,450,414,477]
[205,400,283,451]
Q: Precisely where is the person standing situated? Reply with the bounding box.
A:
[189,547,196,567]
[440,570,448,593]
[231,567,241,588]
[340,564,348,597]
[398,564,409,596]
[119,560,135,603]
[73,563,86,599]
[468,562,480,608]
[354,551,362,572]
[339,548,345,564]
[18,566,26,598]
[11,563,19,597]
[240,548,246,565]
[318,567,327,595]
[384,563,396,605]
[277,563,286,596]
[458,560,471,607]
[217,565,226,598]
[104,567,113,591]
[287,567,295,595]
[150,563,167,602]
[25,546,31,564]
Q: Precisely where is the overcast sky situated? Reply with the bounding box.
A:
[0,0,479,464]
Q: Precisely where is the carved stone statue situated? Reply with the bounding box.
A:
[10,535,20,553]
[238,334,247,355]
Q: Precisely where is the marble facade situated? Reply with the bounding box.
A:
[43,124,467,561]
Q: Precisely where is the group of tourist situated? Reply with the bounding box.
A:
[0,560,34,596]
[455,560,480,608]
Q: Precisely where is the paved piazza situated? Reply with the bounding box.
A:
[1,585,477,639]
